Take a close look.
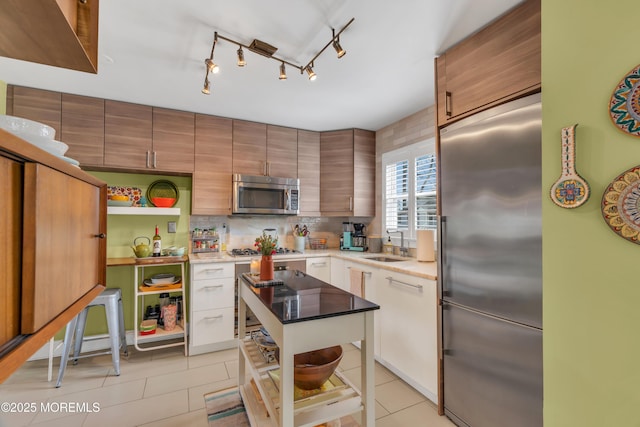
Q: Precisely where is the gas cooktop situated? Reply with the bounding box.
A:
[228,247,301,257]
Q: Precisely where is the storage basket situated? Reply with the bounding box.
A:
[309,238,327,250]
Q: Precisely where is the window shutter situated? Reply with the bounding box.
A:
[385,160,409,230]
[416,154,437,230]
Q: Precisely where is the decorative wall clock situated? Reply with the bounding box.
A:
[601,165,640,244]
[550,124,590,208]
[609,63,640,136]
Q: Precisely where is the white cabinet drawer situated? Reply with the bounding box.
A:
[192,263,234,280]
[191,278,234,311]
[190,307,235,346]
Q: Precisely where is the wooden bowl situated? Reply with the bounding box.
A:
[293,345,343,390]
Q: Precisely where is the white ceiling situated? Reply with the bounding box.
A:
[0,0,523,132]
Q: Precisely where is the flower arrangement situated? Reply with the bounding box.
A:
[255,231,278,256]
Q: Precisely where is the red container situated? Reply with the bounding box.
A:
[151,197,176,207]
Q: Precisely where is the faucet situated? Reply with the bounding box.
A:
[387,229,409,257]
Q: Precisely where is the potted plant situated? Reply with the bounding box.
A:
[255,231,278,280]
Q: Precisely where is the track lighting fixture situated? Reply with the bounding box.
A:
[305,65,316,81]
[201,18,354,93]
[236,47,246,67]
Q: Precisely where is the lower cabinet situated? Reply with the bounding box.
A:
[378,271,438,402]
[343,260,381,358]
[189,262,236,355]
[305,256,331,283]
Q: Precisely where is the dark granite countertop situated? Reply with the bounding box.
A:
[240,270,379,324]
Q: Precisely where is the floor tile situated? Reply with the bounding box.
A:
[137,408,208,427]
[376,401,456,427]
[143,363,229,398]
[374,379,427,414]
[187,378,237,412]
[187,348,237,369]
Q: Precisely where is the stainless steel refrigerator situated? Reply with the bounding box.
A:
[438,93,542,427]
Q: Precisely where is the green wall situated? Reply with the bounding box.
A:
[543,1,640,424]
[79,172,192,335]
[0,80,6,114]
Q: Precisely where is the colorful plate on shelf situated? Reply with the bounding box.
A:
[147,180,179,207]
[601,165,640,244]
[107,199,134,207]
[107,186,143,207]
[609,63,640,136]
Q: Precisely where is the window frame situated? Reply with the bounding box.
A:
[381,138,436,245]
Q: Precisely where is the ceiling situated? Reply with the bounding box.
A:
[0,0,523,132]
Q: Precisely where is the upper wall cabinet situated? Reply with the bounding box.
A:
[435,0,540,126]
[192,115,233,215]
[10,86,62,133]
[298,130,321,216]
[61,93,105,167]
[0,0,99,73]
[152,108,195,173]
[267,125,298,178]
[320,129,375,217]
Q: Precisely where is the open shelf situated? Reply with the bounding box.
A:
[107,206,180,216]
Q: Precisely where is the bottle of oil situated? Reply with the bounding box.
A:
[153,225,162,257]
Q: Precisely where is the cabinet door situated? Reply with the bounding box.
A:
[437,0,540,124]
[233,120,267,175]
[306,257,331,283]
[61,93,104,167]
[297,130,320,215]
[193,115,233,215]
[379,272,437,398]
[320,129,354,215]
[0,156,22,346]
[22,163,106,333]
[104,100,152,169]
[152,108,195,173]
[353,129,375,216]
[11,86,61,134]
[266,125,297,178]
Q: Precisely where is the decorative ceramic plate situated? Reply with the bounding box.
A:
[146,180,179,206]
[143,276,181,286]
[601,165,640,244]
[107,186,143,207]
[609,63,640,136]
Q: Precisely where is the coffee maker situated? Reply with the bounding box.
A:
[340,222,368,251]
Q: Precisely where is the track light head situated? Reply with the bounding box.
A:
[279,62,287,80]
[202,78,211,95]
[305,65,316,81]
[333,39,346,58]
[237,47,246,67]
[205,58,219,74]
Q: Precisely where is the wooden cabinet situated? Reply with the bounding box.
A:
[297,129,321,215]
[266,125,297,178]
[233,120,267,175]
[0,128,106,383]
[435,0,540,125]
[320,129,375,216]
[0,0,99,73]
[104,100,153,170]
[10,86,61,134]
[192,115,233,215]
[152,107,195,173]
[232,120,298,178]
[378,271,438,401]
[61,93,105,167]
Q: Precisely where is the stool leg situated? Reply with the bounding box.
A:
[56,315,78,388]
[118,297,128,357]
[73,307,89,365]
[105,300,121,376]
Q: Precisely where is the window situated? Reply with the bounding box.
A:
[382,139,436,241]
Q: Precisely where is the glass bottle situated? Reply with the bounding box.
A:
[153,225,162,257]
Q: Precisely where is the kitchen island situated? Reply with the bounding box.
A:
[238,269,380,427]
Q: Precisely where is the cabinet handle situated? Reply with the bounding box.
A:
[311,262,327,267]
[204,315,224,320]
[94,233,106,239]
[445,91,452,117]
[349,196,353,211]
[266,162,271,176]
[203,268,224,272]
[386,276,423,291]
[153,151,157,168]
[203,285,224,290]
[146,151,150,168]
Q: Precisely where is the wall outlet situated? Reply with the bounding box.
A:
[167,221,177,233]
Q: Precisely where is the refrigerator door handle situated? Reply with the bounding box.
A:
[437,215,446,300]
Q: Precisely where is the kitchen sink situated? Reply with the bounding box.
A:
[364,256,409,263]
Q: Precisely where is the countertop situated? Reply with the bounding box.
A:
[189,249,438,280]
[240,269,379,324]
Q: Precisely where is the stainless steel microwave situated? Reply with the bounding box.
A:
[232,174,299,215]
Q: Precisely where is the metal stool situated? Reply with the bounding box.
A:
[56,288,128,387]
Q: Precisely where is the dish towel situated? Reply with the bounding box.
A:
[349,268,365,298]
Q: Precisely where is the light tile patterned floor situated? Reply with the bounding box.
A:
[0,344,455,426]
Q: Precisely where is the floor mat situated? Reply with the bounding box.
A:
[204,387,250,427]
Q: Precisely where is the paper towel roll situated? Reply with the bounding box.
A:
[416,230,435,262]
